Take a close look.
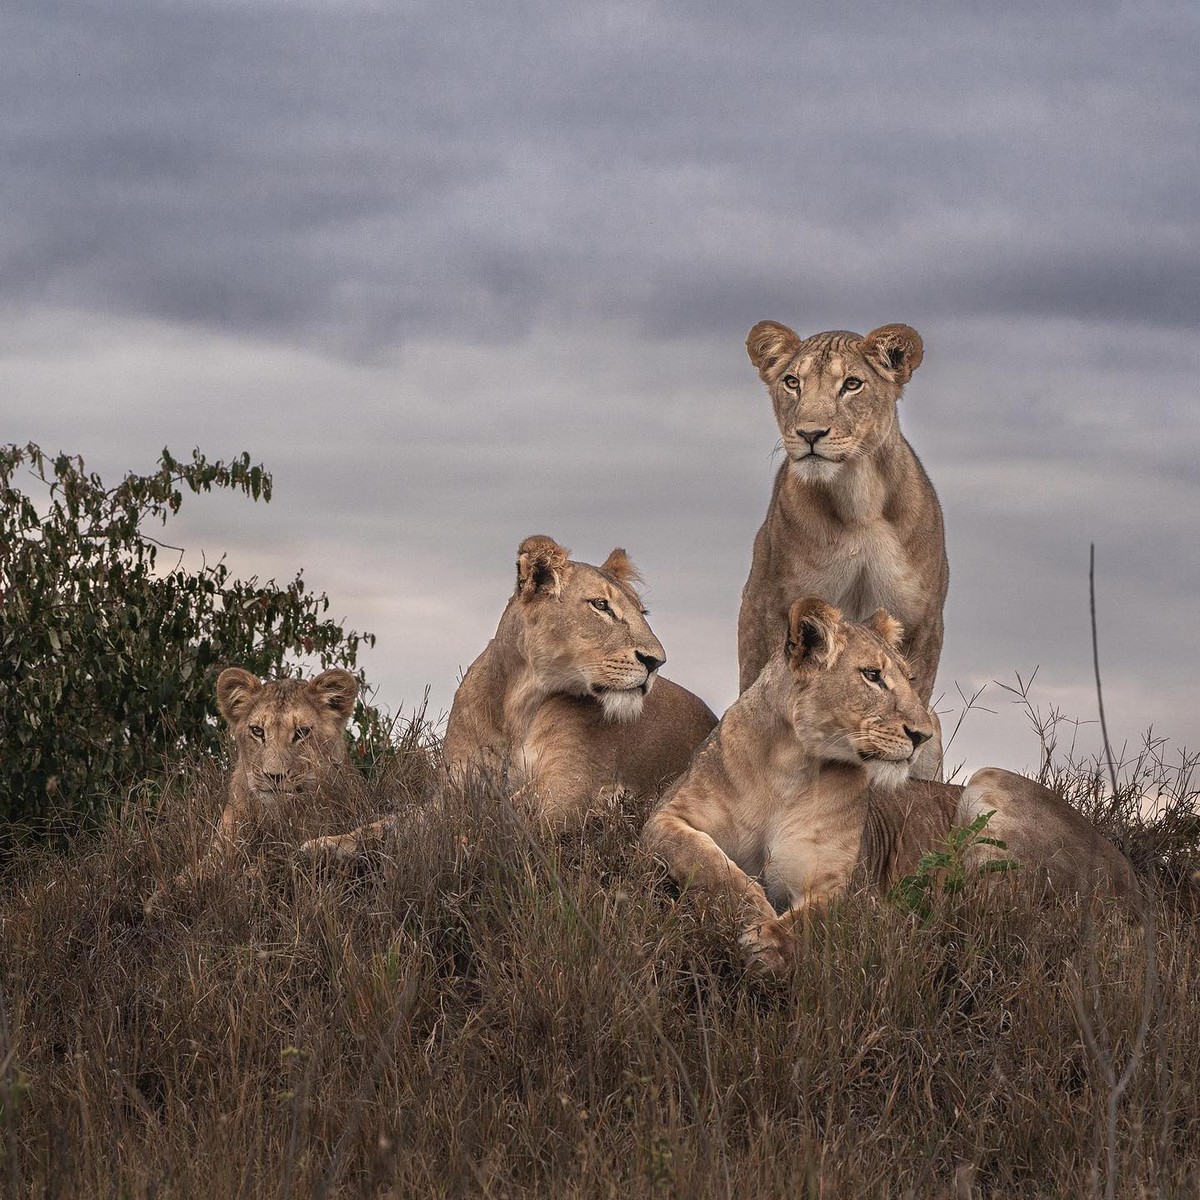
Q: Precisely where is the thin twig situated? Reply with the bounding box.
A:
[1090,545,1119,799]
[1076,543,1159,1200]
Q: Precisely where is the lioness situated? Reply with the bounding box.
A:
[644,598,1133,975]
[738,320,948,777]
[301,535,717,856]
[144,666,358,912]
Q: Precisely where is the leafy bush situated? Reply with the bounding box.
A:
[0,442,381,827]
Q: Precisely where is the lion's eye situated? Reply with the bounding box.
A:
[589,598,614,617]
[861,668,884,686]
[842,376,863,393]
[782,374,800,391]
[293,727,311,742]
[249,725,265,741]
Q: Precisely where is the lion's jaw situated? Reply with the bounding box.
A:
[246,767,319,800]
[596,673,655,723]
[786,701,917,789]
[862,758,914,792]
[787,453,845,484]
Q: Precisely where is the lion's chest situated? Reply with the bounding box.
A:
[760,803,863,910]
[786,519,922,626]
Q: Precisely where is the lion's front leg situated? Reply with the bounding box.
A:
[911,708,944,782]
[187,801,249,884]
[298,815,401,862]
[643,806,779,972]
[736,912,793,976]
[144,801,248,915]
[511,752,609,832]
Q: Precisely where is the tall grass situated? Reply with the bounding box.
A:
[1,716,1198,1198]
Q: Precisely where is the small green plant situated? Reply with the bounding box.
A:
[0,442,386,827]
[890,810,1019,919]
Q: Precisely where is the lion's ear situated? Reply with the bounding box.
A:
[785,598,846,673]
[866,608,905,650]
[746,321,802,384]
[216,667,262,724]
[309,668,359,724]
[861,324,924,385]
[516,535,571,599]
[600,547,641,587]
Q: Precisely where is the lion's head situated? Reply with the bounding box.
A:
[746,321,923,484]
[215,667,359,797]
[780,597,934,790]
[511,535,665,723]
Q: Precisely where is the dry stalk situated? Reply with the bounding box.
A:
[1071,544,1160,1200]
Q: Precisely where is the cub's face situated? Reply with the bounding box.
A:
[514,536,665,723]
[783,598,934,789]
[746,321,924,484]
[216,668,358,797]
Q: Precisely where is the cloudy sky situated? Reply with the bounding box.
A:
[5,0,1198,779]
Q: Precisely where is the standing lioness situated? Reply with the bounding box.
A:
[645,599,1133,975]
[738,320,948,776]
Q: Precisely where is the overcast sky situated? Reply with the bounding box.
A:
[5,0,1198,780]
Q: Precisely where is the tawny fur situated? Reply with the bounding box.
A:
[644,600,1133,976]
[739,321,949,778]
[302,536,716,857]
[144,667,358,912]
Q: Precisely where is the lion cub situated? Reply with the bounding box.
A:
[644,598,1133,976]
[302,535,717,856]
[145,666,358,912]
[739,320,948,777]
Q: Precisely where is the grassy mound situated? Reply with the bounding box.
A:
[2,734,1198,1198]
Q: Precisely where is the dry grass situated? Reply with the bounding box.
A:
[2,721,1199,1199]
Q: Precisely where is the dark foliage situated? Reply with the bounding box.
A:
[0,443,381,829]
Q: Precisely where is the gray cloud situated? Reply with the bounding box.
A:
[3,1,1198,775]
[4,1,1198,348]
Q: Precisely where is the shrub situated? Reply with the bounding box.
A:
[0,442,380,828]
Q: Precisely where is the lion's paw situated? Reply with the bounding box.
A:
[737,916,793,977]
[596,783,634,812]
[298,832,364,863]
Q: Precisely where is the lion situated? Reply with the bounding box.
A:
[144,666,359,912]
[300,535,718,858]
[738,320,949,778]
[643,597,1134,975]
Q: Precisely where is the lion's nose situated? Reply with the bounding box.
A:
[635,651,664,674]
[905,726,932,750]
[795,427,830,447]
[264,772,287,786]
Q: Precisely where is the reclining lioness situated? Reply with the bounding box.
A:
[643,598,1133,975]
[302,535,717,855]
[144,666,359,913]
